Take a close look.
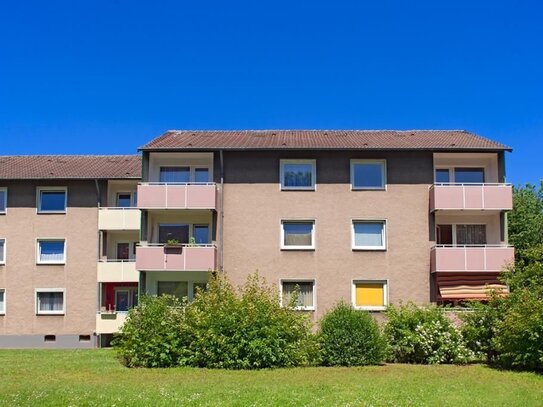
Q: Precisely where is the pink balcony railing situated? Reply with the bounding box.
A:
[136,244,216,271]
[430,183,513,212]
[430,245,514,273]
[137,183,216,210]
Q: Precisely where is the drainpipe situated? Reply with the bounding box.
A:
[220,149,224,272]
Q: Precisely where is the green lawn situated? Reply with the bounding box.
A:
[0,349,541,406]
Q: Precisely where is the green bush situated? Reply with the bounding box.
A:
[493,288,543,371]
[318,302,386,366]
[385,303,473,364]
[113,294,186,368]
[178,273,317,369]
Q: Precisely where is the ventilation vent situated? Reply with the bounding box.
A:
[79,335,91,342]
[44,335,56,342]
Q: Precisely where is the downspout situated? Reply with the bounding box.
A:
[220,149,224,272]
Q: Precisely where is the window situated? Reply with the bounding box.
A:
[37,239,66,264]
[436,224,487,246]
[0,188,6,213]
[116,193,133,207]
[0,289,5,314]
[37,187,67,213]
[194,168,210,183]
[351,160,386,190]
[115,288,138,312]
[159,166,190,183]
[193,282,207,295]
[280,160,316,190]
[435,169,451,183]
[281,221,315,250]
[157,281,188,299]
[352,221,386,250]
[281,281,315,310]
[36,290,65,315]
[454,168,485,184]
[0,239,4,264]
[193,225,210,244]
[353,281,387,310]
[117,243,130,260]
[158,224,189,244]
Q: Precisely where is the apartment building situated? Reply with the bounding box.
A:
[0,155,140,348]
[0,130,514,347]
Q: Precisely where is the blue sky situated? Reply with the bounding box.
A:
[1,1,541,185]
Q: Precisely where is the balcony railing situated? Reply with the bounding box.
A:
[429,183,513,212]
[430,245,514,273]
[96,311,128,334]
[98,207,141,230]
[136,244,216,271]
[137,183,216,210]
[97,260,139,282]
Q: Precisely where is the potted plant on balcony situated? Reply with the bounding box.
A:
[188,236,197,247]
[165,238,182,248]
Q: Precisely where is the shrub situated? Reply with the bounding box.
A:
[318,302,386,366]
[178,273,317,369]
[493,288,543,371]
[113,294,186,368]
[385,303,473,364]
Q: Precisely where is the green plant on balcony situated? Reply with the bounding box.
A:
[188,236,196,247]
[165,238,181,247]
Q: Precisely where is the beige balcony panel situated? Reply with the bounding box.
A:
[97,261,139,283]
[98,208,141,230]
[96,312,128,334]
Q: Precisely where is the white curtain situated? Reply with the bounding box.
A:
[39,292,63,311]
[283,282,313,307]
[39,241,64,262]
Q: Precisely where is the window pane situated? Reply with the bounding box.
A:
[159,225,189,244]
[117,194,132,207]
[353,162,384,188]
[117,243,130,260]
[0,190,6,212]
[39,191,66,212]
[115,291,130,312]
[283,163,313,187]
[355,283,384,307]
[282,282,313,307]
[456,225,487,245]
[194,168,209,183]
[435,169,450,183]
[159,167,190,183]
[283,222,313,246]
[436,225,453,245]
[39,241,65,262]
[354,222,384,247]
[193,225,210,244]
[193,282,207,295]
[455,168,485,183]
[38,292,64,311]
[157,281,188,299]
[0,290,4,313]
[0,240,4,263]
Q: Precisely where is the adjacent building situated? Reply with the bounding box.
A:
[0,130,514,347]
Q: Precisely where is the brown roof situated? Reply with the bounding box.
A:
[0,155,141,180]
[141,130,511,151]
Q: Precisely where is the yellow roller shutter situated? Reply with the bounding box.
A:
[355,283,384,307]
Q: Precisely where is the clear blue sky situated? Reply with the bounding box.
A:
[1,1,541,185]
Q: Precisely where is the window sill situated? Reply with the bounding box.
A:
[37,211,67,214]
[36,312,65,316]
[353,306,386,312]
[281,247,315,251]
[280,187,316,191]
[351,187,386,191]
[352,247,387,251]
[36,262,66,265]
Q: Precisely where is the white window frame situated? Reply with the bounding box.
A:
[0,238,5,265]
[36,238,66,265]
[0,187,7,214]
[280,159,317,191]
[37,186,68,214]
[280,220,316,250]
[116,192,137,208]
[279,279,316,311]
[114,287,138,312]
[0,288,5,315]
[351,220,387,251]
[35,288,65,315]
[351,279,388,311]
[350,159,387,190]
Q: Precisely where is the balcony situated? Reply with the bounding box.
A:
[97,261,139,283]
[96,312,128,334]
[98,208,141,230]
[430,183,513,212]
[137,183,216,210]
[430,245,514,273]
[136,244,216,271]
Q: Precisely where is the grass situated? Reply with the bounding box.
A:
[0,350,542,406]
